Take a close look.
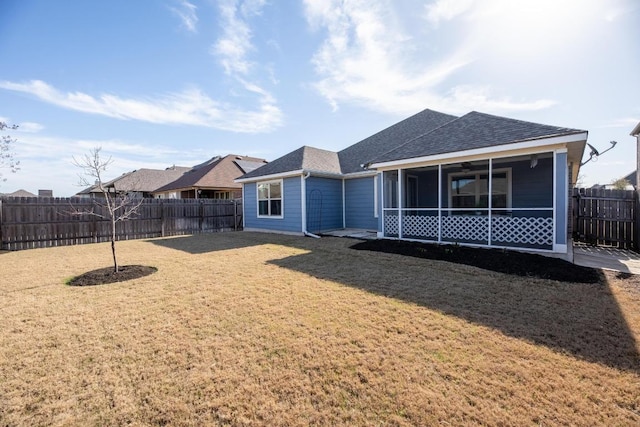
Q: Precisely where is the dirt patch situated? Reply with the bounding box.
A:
[351,239,604,283]
[67,265,157,286]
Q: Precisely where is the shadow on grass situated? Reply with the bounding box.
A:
[146,232,290,254]
[268,239,640,373]
[146,232,639,372]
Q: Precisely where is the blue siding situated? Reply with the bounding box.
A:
[305,177,343,232]
[345,177,378,230]
[511,156,553,208]
[555,152,568,245]
[243,177,302,233]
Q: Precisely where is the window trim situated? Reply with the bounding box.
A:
[257,179,284,219]
[447,168,512,209]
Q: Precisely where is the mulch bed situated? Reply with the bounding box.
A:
[351,239,604,283]
[67,265,157,286]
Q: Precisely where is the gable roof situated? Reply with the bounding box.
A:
[154,154,267,193]
[369,111,587,165]
[1,189,37,197]
[238,108,587,181]
[622,170,636,187]
[338,108,458,174]
[239,146,341,180]
[239,109,457,180]
[77,166,190,195]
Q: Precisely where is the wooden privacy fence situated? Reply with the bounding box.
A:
[0,197,243,251]
[573,187,636,250]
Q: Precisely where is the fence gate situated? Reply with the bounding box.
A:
[573,187,636,250]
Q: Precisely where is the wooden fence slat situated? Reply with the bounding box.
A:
[0,197,243,251]
[573,188,636,249]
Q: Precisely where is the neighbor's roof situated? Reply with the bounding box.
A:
[369,111,587,165]
[1,189,37,197]
[77,166,190,195]
[623,170,636,186]
[154,154,267,192]
[631,121,640,137]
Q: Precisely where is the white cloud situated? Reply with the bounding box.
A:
[5,132,212,196]
[169,0,198,33]
[17,122,44,133]
[211,0,267,75]
[303,0,551,115]
[599,117,640,129]
[0,80,283,133]
[425,0,474,26]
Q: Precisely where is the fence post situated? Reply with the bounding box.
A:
[199,200,204,232]
[635,189,640,251]
[160,199,165,237]
[0,198,3,250]
[233,199,237,231]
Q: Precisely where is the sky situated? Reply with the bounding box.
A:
[0,0,639,196]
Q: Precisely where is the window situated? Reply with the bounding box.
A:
[213,191,231,200]
[257,180,283,217]
[449,169,511,209]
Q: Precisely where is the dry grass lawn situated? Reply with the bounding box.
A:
[1,232,639,426]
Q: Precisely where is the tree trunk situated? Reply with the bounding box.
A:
[111,218,118,273]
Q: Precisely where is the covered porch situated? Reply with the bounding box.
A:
[380,150,569,254]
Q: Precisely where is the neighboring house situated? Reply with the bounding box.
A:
[237,108,588,259]
[631,121,640,190]
[76,166,190,198]
[153,155,267,199]
[1,189,37,197]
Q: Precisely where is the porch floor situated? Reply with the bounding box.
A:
[573,243,640,275]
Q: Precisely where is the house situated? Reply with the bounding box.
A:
[76,166,190,198]
[598,122,640,190]
[1,189,37,197]
[153,155,267,199]
[236,108,588,259]
[631,121,640,189]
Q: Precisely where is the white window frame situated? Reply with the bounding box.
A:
[257,179,284,218]
[447,168,512,209]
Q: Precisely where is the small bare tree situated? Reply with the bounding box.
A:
[611,178,632,190]
[0,121,20,184]
[70,147,144,273]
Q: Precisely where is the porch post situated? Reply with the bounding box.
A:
[554,150,568,253]
[398,168,403,239]
[488,158,493,246]
[438,164,442,243]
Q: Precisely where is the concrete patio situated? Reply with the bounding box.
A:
[573,244,640,275]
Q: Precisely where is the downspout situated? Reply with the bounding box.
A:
[302,172,321,238]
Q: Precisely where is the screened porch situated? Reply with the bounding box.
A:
[381,151,566,252]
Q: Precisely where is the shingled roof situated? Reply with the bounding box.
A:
[338,108,458,173]
[238,108,586,181]
[239,146,341,180]
[77,166,190,195]
[369,111,587,165]
[154,154,267,193]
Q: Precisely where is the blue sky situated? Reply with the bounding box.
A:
[1,0,639,196]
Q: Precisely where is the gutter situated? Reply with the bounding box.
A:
[302,171,321,238]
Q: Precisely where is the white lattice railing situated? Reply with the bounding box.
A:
[492,215,553,246]
[384,210,554,248]
[441,215,489,241]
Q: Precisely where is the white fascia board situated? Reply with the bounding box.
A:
[301,169,344,179]
[369,132,588,170]
[235,169,304,183]
[343,170,378,179]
